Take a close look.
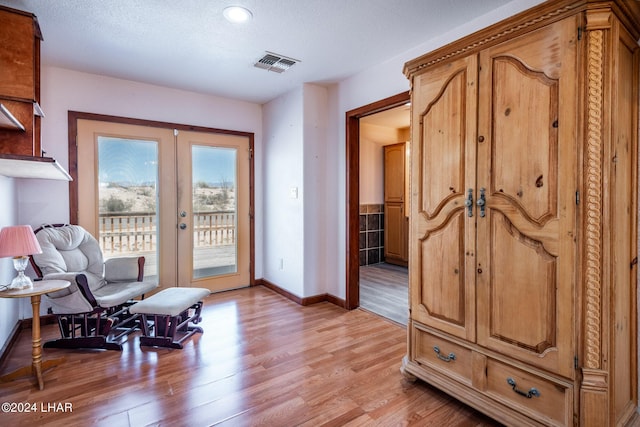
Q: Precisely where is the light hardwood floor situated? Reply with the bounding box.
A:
[360,263,408,325]
[0,286,501,426]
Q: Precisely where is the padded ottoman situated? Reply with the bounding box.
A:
[129,287,210,349]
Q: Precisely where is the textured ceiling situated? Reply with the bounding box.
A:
[361,103,411,129]
[1,0,514,104]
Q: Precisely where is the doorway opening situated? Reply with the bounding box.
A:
[359,107,410,324]
[345,91,410,323]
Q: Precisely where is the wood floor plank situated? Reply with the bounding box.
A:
[0,286,501,426]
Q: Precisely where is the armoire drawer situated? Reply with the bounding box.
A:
[484,358,572,426]
[412,326,473,386]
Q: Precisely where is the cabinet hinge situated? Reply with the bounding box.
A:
[574,356,579,370]
[249,148,253,160]
[575,191,580,205]
[578,27,583,41]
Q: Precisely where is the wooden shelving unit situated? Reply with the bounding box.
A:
[0,103,25,131]
[0,154,71,181]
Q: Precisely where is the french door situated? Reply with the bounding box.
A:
[75,118,252,292]
[175,130,250,291]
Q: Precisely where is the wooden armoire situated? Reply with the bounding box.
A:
[401,1,640,426]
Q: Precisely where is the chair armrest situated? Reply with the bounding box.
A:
[105,256,145,282]
[42,273,98,308]
[75,274,98,308]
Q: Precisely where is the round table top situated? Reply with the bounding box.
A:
[0,279,70,298]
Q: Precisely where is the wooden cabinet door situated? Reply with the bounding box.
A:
[475,16,578,378]
[384,143,408,264]
[384,143,405,203]
[0,9,35,100]
[384,202,407,264]
[410,55,478,341]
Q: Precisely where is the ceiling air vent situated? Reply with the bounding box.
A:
[254,52,299,73]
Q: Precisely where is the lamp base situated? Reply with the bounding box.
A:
[8,256,33,290]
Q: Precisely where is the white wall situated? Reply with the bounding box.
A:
[261,83,332,299]
[262,87,305,295]
[359,123,401,204]
[0,176,21,346]
[302,83,330,297]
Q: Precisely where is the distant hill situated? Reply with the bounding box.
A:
[100,183,235,213]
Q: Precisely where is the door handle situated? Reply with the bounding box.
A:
[476,187,486,217]
[179,223,187,230]
[464,188,473,217]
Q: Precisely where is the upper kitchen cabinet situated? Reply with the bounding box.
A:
[0,5,69,181]
[0,4,42,157]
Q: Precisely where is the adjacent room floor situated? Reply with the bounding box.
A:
[359,262,409,325]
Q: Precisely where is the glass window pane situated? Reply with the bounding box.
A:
[192,145,237,279]
[97,137,159,281]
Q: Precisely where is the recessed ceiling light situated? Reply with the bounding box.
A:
[223,6,253,23]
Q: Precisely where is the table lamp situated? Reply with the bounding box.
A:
[0,225,42,290]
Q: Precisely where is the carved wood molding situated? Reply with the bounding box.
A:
[404,4,575,77]
[581,368,608,389]
[584,29,604,370]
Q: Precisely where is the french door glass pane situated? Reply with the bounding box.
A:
[97,137,159,280]
[192,145,237,279]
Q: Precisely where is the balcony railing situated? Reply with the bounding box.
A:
[99,211,236,256]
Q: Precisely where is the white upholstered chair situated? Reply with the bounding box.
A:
[30,224,158,350]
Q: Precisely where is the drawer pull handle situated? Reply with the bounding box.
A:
[433,346,456,362]
[507,377,540,398]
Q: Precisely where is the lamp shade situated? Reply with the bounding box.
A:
[0,225,42,258]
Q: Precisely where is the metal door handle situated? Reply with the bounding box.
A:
[476,187,486,217]
[464,188,473,217]
[179,223,187,230]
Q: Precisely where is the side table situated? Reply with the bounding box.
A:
[0,279,70,390]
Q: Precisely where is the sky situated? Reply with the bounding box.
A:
[98,137,236,186]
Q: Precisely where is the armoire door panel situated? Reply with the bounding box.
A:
[415,56,477,219]
[486,213,557,353]
[489,56,558,224]
[476,16,578,378]
[483,196,560,256]
[412,211,475,339]
[411,55,478,342]
[611,28,638,417]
